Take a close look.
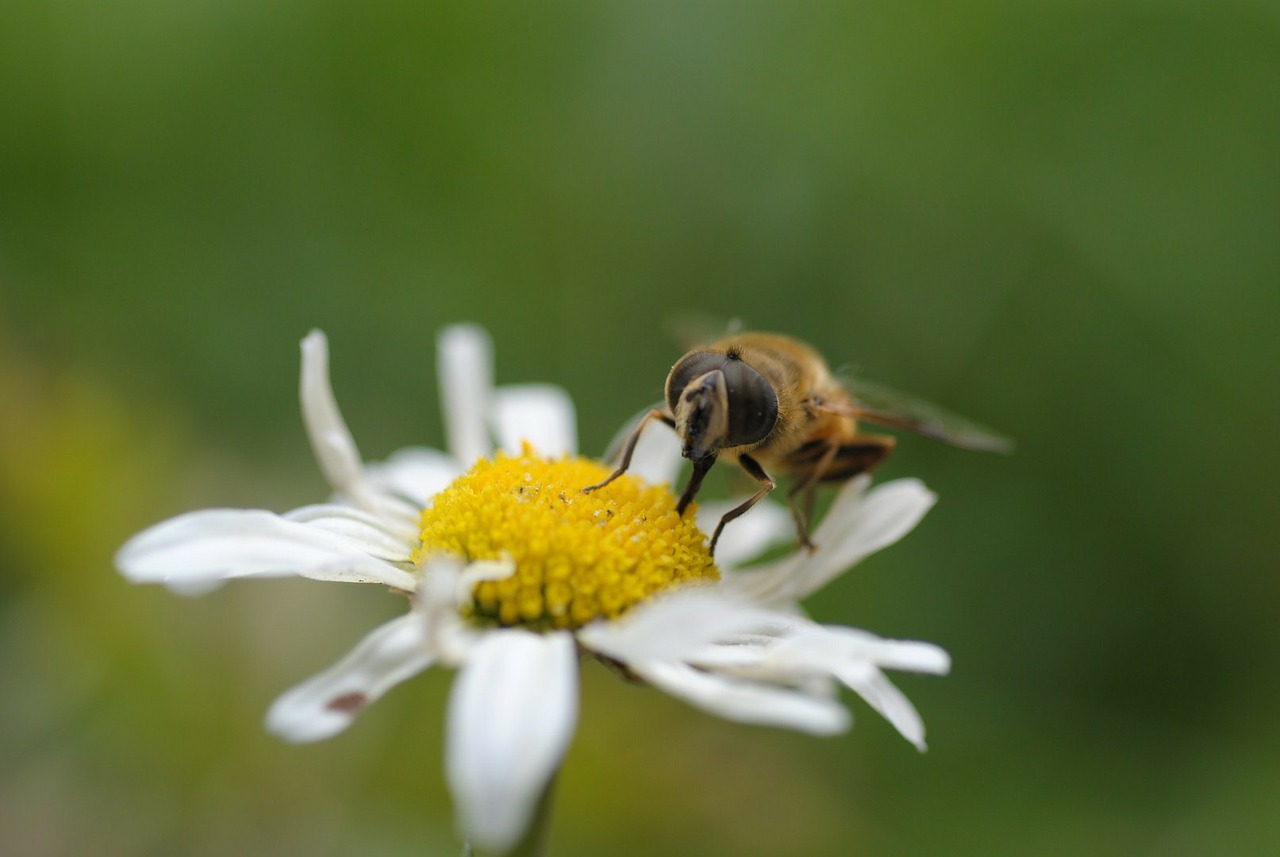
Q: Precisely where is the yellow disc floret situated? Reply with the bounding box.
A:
[417,446,717,630]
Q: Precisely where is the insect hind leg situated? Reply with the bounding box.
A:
[816,434,896,483]
[782,434,896,551]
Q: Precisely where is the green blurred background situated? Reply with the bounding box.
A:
[2,1,1278,854]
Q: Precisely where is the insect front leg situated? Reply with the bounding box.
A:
[707,453,775,556]
[675,454,716,516]
[583,407,675,493]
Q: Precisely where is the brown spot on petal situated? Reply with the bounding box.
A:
[326,692,368,714]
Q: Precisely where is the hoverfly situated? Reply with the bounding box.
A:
[584,331,1010,555]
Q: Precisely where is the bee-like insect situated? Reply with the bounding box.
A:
[584,332,1010,555]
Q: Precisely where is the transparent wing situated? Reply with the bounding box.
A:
[663,314,744,350]
[838,377,1014,454]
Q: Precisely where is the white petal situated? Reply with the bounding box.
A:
[412,557,513,664]
[116,509,418,594]
[578,589,789,664]
[757,624,947,750]
[265,614,435,743]
[293,555,420,589]
[299,331,375,506]
[838,667,929,751]
[682,639,775,670]
[732,477,936,605]
[283,504,417,561]
[744,624,950,681]
[632,660,849,736]
[792,478,936,598]
[437,324,494,467]
[356,495,423,535]
[697,499,793,571]
[684,636,844,700]
[621,410,684,486]
[446,630,578,854]
[492,384,578,458]
[434,616,486,666]
[457,559,518,603]
[806,473,874,548]
[720,554,801,603]
[363,446,462,508]
[417,554,469,614]
[416,557,518,611]
[800,625,952,675]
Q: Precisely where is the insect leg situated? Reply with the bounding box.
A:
[786,440,840,551]
[707,453,776,557]
[583,407,675,493]
[675,453,716,516]
[815,435,896,483]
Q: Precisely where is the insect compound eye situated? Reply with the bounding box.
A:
[720,358,778,446]
[666,352,726,413]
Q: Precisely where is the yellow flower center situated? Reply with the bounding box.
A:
[417,447,718,630]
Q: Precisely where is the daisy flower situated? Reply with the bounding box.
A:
[116,326,949,855]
